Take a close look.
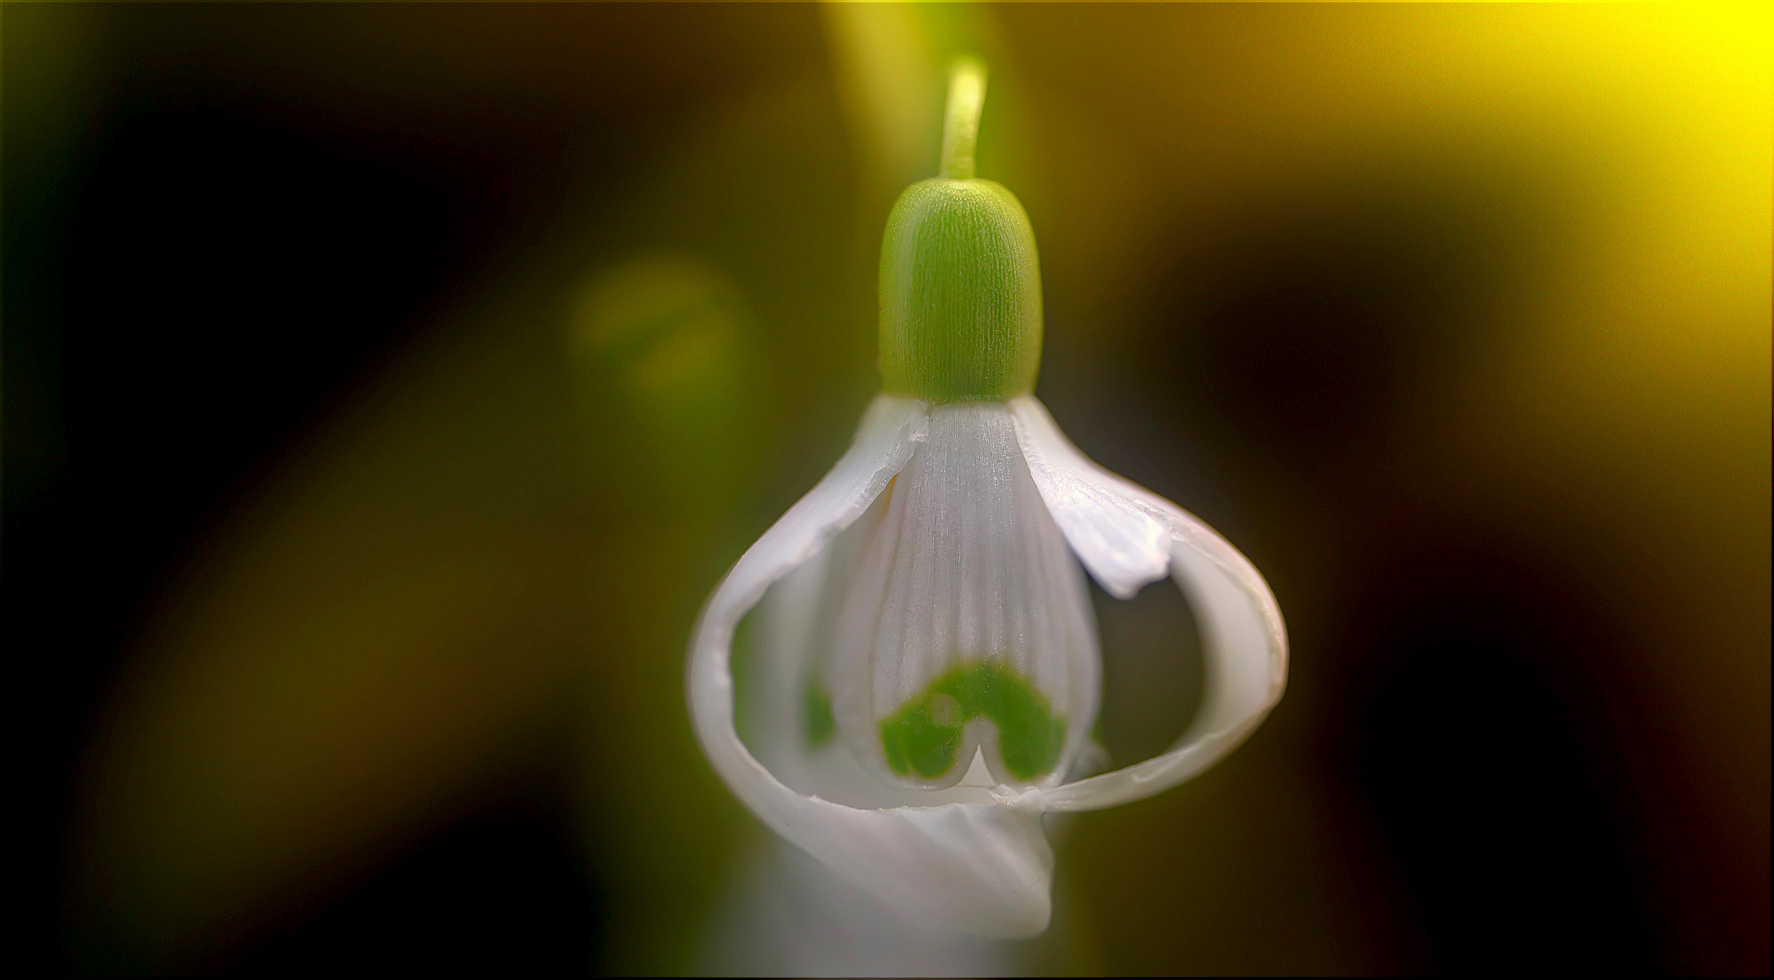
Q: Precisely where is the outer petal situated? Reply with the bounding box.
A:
[1008,404,1172,600]
[1008,395,1288,812]
[688,394,1056,938]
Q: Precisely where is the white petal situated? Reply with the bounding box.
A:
[1009,399,1172,600]
[1007,395,1288,812]
[749,487,983,811]
[831,402,1100,791]
[739,528,836,791]
[688,394,1057,938]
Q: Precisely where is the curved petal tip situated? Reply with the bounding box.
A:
[1008,397,1172,599]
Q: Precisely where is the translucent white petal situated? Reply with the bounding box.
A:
[1008,401,1172,600]
[688,394,1057,938]
[740,535,833,784]
[1007,395,1288,812]
[831,402,1099,790]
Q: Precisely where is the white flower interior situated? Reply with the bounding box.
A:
[829,402,1100,789]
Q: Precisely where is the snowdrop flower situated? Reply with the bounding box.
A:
[688,59,1286,939]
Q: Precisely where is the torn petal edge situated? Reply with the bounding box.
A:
[1007,395,1289,813]
[687,394,1058,939]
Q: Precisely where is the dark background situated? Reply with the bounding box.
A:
[9,4,1768,974]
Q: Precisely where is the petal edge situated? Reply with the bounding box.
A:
[1008,395,1288,812]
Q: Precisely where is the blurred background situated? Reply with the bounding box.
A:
[9,3,1768,974]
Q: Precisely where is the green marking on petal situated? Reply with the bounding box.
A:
[804,678,836,748]
[878,660,1066,783]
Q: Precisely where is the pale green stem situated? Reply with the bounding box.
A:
[938,56,988,180]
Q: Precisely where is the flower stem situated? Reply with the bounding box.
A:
[938,56,987,180]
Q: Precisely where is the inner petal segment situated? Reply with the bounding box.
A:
[831,401,1100,789]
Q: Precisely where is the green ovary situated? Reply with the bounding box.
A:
[878,660,1066,783]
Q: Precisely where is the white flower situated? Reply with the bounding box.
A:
[685,56,1286,940]
[686,394,1286,938]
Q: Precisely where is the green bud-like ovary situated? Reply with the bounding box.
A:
[878,178,1043,403]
